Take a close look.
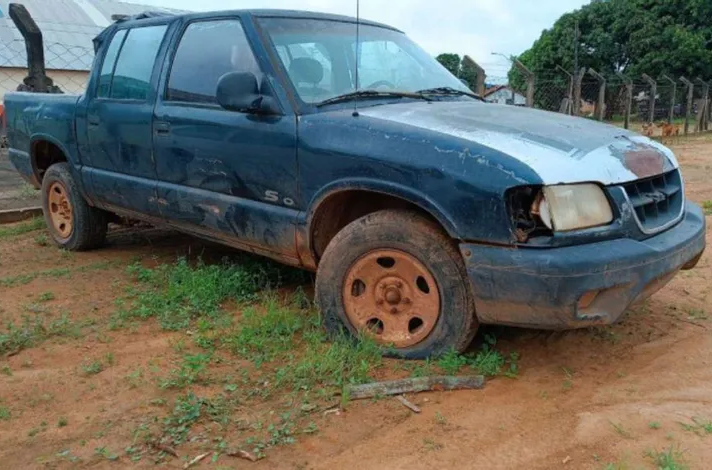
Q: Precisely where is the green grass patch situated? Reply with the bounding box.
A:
[703,201,712,216]
[436,334,518,377]
[645,445,688,470]
[0,267,71,288]
[0,217,44,239]
[0,313,83,355]
[115,257,307,331]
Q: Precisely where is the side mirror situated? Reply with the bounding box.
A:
[216,72,280,115]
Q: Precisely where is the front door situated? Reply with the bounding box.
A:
[152,18,299,258]
[85,24,168,218]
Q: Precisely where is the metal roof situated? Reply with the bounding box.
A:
[0,0,178,71]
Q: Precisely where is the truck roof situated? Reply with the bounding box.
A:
[118,9,401,32]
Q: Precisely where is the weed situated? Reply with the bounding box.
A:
[423,438,444,452]
[649,421,662,430]
[610,420,632,439]
[435,412,447,426]
[562,367,574,390]
[121,256,306,331]
[37,291,55,302]
[34,233,49,246]
[645,445,688,470]
[1,364,11,376]
[435,336,517,377]
[703,200,712,216]
[125,368,144,388]
[678,416,712,436]
[407,358,435,378]
[0,406,10,421]
[276,332,382,394]
[0,217,44,239]
[82,360,104,376]
[94,447,119,461]
[0,267,71,288]
[163,392,204,445]
[687,308,708,320]
[58,417,68,427]
[160,353,212,389]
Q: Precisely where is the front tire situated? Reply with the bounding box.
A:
[41,163,108,251]
[316,210,479,359]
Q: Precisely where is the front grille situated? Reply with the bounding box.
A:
[621,169,684,234]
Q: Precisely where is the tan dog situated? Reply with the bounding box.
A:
[641,122,655,138]
[656,121,681,144]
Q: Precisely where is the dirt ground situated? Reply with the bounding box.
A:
[1,135,712,470]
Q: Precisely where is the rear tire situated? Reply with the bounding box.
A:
[41,163,108,251]
[316,209,478,359]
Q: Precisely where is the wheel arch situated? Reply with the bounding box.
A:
[305,179,461,265]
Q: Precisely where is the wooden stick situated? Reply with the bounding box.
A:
[395,395,421,413]
[345,375,485,400]
[184,453,209,469]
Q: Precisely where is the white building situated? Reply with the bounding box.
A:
[483,85,527,106]
[0,0,177,97]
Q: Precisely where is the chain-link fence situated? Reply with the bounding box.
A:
[0,40,93,212]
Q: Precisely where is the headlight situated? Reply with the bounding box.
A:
[532,184,613,232]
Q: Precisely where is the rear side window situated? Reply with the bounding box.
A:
[97,29,127,98]
[109,25,167,100]
[167,20,260,104]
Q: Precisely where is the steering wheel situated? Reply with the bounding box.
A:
[365,80,397,90]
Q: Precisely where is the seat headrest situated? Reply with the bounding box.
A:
[289,57,324,85]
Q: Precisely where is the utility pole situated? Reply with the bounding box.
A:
[574,20,579,76]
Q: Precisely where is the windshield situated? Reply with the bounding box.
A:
[259,18,472,105]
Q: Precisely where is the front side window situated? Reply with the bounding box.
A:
[167,20,260,104]
[110,25,167,100]
[97,29,127,98]
[260,18,470,105]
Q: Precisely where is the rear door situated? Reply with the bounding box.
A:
[84,23,170,218]
[151,16,299,259]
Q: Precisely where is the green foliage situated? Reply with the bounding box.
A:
[276,333,382,392]
[435,53,481,91]
[160,353,212,389]
[225,301,305,366]
[511,0,712,90]
[0,313,82,355]
[703,201,712,216]
[0,218,44,239]
[119,257,306,331]
[436,53,461,76]
[435,335,518,377]
[645,445,688,470]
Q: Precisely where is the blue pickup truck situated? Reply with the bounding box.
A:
[4,9,706,358]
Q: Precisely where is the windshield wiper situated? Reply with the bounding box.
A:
[316,90,432,107]
[416,87,483,100]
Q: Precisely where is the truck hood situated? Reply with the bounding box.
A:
[361,100,678,185]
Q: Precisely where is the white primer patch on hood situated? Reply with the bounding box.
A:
[362,101,679,185]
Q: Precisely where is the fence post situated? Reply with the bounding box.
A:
[680,77,694,135]
[641,74,657,123]
[513,59,534,107]
[587,68,606,121]
[694,78,709,131]
[573,67,586,116]
[556,65,573,114]
[462,55,486,96]
[660,74,677,123]
[617,73,633,130]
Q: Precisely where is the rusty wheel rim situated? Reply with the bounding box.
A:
[342,249,441,348]
[47,182,73,239]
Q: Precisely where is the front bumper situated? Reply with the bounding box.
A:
[461,202,706,329]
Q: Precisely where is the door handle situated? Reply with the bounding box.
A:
[87,116,100,127]
[155,121,171,135]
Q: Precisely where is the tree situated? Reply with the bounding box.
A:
[436,53,481,92]
[436,53,461,77]
[509,0,712,85]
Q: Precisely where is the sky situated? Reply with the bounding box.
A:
[133,0,589,80]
